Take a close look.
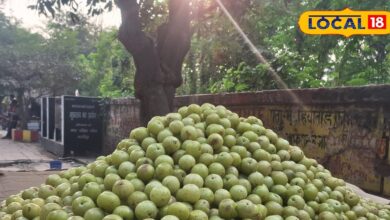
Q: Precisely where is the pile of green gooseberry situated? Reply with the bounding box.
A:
[1,103,390,220]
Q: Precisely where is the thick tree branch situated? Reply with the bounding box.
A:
[115,0,164,98]
[115,0,171,124]
[157,0,192,87]
[115,0,145,54]
[155,0,192,109]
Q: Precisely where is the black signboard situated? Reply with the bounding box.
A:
[54,98,62,142]
[48,97,55,139]
[63,96,102,156]
[41,97,47,138]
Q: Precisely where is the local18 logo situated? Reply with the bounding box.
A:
[299,8,390,37]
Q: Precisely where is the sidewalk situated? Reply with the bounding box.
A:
[0,130,94,171]
[0,136,59,201]
[0,130,92,201]
[0,137,75,172]
[0,138,54,162]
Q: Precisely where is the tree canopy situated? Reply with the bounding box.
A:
[0,13,88,97]
[188,0,390,93]
[1,0,389,99]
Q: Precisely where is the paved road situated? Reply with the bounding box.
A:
[0,136,59,201]
[0,171,58,202]
[0,130,89,201]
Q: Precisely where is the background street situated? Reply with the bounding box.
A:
[0,130,93,201]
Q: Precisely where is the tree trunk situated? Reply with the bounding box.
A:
[16,89,28,129]
[187,51,197,94]
[116,0,191,125]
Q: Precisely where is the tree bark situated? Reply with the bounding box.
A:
[116,0,191,125]
[16,89,27,129]
[187,51,197,94]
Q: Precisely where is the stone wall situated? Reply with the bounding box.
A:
[103,85,390,195]
[103,98,141,154]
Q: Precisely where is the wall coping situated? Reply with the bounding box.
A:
[107,85,390,106]
[175,85,390,106]
[108,97,140,105]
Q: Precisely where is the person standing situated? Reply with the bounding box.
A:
[1,95,14,114]
[2,98,18,139]
[1,95,13,131]
[0,96,7,129]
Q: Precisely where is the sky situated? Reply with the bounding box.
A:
[0,0,121,32]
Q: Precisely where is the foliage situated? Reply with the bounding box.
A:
[0,12,93,96]
[0,12,91,127]
[3,0,390,102]
[77,30,135,97]
[31,0,257,97]
[203,0,390,93]
[0,13,44,93]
